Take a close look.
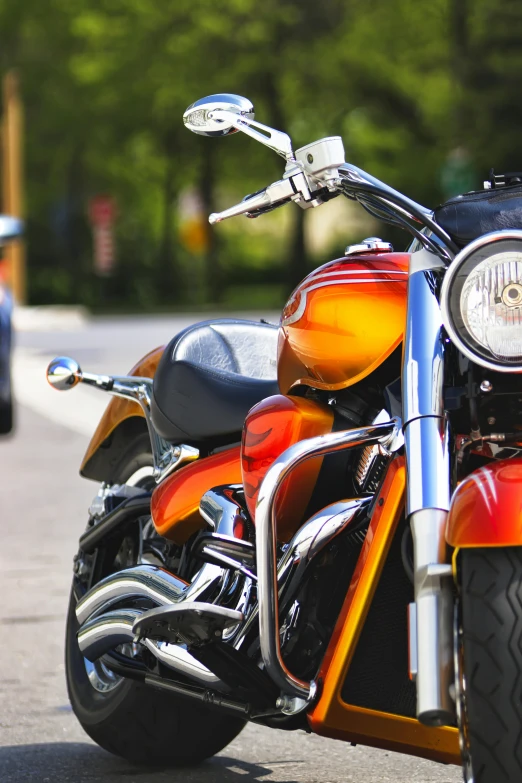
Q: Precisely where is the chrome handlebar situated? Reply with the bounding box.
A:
[186,94,455,257]
[209,167,324,225]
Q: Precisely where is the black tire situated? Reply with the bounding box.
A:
[0,393,13,434]
[66,447,245,766]
[461,547,522,783]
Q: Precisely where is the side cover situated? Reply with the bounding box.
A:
[151,446,242,545]
[446,459,522,547]
[241,394,334,541]
[80,346,164,481]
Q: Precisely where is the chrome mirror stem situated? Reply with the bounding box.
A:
[89,374,199,482]
[208,110,295,160]
[46,357,199,481]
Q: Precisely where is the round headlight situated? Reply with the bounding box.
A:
[441,230,522,372]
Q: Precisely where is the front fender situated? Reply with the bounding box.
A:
[446,459,522,547]
[80,346,164,480]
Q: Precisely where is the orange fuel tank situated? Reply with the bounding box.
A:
[278,252,409,394]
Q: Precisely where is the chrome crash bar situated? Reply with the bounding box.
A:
[255,419,400,710]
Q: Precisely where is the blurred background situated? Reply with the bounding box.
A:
[0,5,518,780]
[1,0,521,312]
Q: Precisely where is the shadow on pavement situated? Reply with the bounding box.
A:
[0,742,303,783]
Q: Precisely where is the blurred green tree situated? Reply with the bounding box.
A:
[1,0,521,307]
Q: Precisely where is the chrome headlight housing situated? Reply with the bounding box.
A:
[441,230,522,372]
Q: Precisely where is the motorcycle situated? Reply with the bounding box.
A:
[47,94,522,783]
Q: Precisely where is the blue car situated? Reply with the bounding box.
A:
[0,280,13,433]
[0,216,24,434]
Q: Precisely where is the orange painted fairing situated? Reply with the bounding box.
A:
[278,252,409,394]
[151,446,242,545]
[446,458,522,548]
[308,456,459,764]
[81,346,165,476]
[241,394,334,542]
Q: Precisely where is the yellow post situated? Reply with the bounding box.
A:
[2,71,25,303]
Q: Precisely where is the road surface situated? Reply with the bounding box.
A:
[0,312,462,783]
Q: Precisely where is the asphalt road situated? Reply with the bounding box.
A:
[0,313,462,783]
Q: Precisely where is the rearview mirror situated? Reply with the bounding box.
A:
[183,93,294,160]
[46,356,82,391]
[183,94,255,137]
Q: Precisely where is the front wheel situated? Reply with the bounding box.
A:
[66,450,245,766]
[460,547,522,783]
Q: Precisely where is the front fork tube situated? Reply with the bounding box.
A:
[403,253,454,726]
[410,507,454,725]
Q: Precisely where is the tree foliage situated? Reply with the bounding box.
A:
[2,0,521,307]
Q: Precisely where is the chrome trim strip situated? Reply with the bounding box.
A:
[255,421,398,701]
[303,279,408,292]
[312,270,408,278]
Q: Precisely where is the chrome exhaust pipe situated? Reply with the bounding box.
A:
[277,496,371,611]
[77,488,247,630]
[76,565,188,626]
[78,607,223,687]
[78,608,142,661]
[233,495,371,652]
[75,490,252,689]
[77,482,374,694]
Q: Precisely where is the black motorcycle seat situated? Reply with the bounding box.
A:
[151,319,279,444]
[434,185,522,247]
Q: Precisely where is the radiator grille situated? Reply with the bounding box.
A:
[340,520,417,718]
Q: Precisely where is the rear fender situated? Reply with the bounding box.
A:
[446,458,522,548]
[80,346,164,481]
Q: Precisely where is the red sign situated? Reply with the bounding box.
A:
[88,196,117,275]
[88,195,116,227]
